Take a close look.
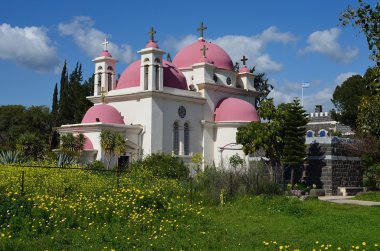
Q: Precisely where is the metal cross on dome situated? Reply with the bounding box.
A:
[241,56,248,66]
[148,27,156,42]
[200,44,208,57]
[102,38,109,51]
[197,22,207,38]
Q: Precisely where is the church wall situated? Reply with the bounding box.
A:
[213,126,244,168]
[110,98,153,156]
[160,98,204,156]
[202,126,214,167]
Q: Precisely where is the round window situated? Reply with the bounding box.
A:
[226,77,232,85]
[178,106,186,118]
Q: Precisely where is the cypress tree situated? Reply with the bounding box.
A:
[51,83,58,125]
[58,60,70,125]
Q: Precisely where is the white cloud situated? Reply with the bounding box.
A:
[268,80,334,113]
[58,16,135,64]
[163,26,296,73]
[0,23,59,72]
[334,72,359,85]
[300,28,359,64]
[163,34,197,53]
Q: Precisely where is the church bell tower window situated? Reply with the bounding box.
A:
[108,73,112,91]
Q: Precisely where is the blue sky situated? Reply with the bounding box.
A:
[0,0,376,112]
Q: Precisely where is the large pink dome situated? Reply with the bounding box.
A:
[214,98,260,122]
[82,104,124,124]
[173,39,234,70]
[116,60,188,90]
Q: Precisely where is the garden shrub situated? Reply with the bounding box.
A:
[131,153,189,180]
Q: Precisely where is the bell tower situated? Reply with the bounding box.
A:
[92,38,118,96]
[138,27,165,91]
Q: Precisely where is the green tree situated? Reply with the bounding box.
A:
[58,60,70,125]
[236,98,308,187]
[100,130,127,170]
[340,0,380,64]
[0,105,51,151]
[253,70,273,109]
[331,74,370,129]
[60,133,85,156]
[357,94,380,136]
[281,98,308,187]
[16,132,47,160]
[51,83,59,125]
[236,99,285,175]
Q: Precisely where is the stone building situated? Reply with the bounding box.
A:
[304,106,362,195]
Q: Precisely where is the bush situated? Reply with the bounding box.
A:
[364,164,380,190]
[193,164,281,204]
[131,153,189,180]
[88,160,105,171]
[0,150,24,164]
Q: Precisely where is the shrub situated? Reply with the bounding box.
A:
[131,153,189,180]
[364,164,380,190]
[88,160,105,171]
[0,150,24,164]
[56,153,77,167]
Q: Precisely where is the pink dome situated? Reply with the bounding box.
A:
[173,39,233,70]
[199,56,213,64]
[116,60,188,90]
[239,66,250,73]
[83,136,94,150]
[145,41,159,48]
[100,50,112,57]
[214,97,260,122]
[81,104,124,124]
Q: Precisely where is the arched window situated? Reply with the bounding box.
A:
[154,58,161,63]
[173,122,179,155]
[184,122,190,155]
[144,65,149,90]
[97,73,102,95]
[155,65,159,90]
[97,66,103,70]
[108,73,112,91]
[319,130,327,137]
[107,66,113,71]
[306,130,314,137]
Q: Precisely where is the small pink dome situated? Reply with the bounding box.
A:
[82,104,124,124]
[83,136,94,150]
[116,60,188,90]
[239,66,250,73]
[173,39,233,70]
[145,41,159,48]
[214,97,260,122]
[100,50,112,57]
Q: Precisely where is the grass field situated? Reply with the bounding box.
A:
[0,165,379,250]
[354,192,380,202]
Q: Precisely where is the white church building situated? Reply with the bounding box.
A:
[57,25,260,168]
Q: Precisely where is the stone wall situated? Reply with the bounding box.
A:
[304,137,363,195]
